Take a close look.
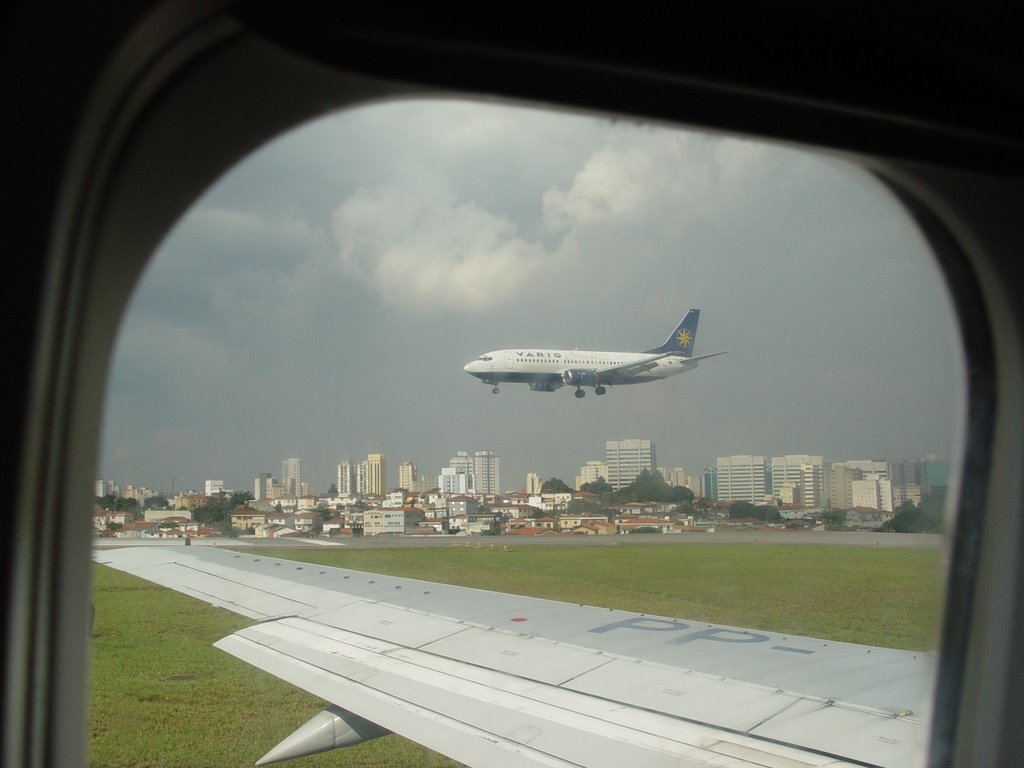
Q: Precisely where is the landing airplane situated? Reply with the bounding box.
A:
[464,309,729,398]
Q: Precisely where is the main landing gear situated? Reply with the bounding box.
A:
[575,385,607,399]
[574,388,585,398]
[492,386,500,394]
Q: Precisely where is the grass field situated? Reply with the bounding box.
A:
[90,542,944,767]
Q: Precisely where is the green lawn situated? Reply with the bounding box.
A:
[91,543,943,767]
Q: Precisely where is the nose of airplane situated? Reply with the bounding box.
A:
[464,360,476,373]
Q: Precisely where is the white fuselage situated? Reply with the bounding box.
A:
[463,349,697,385]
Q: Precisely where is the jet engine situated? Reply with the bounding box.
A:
[561,369,598,387]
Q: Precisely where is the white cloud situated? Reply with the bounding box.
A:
[541,131,768,236]
[333,186,554,311]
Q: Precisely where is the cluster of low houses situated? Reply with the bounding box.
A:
[94,488,900,540]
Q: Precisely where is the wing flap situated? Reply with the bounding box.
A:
[217,617,855,768]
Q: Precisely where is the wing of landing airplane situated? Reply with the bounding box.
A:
[95,546,932,768]
[597,350,733,385]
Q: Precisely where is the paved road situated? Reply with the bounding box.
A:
[95,530,943,551]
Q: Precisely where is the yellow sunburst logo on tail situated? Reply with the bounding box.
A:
[676,329,693,348]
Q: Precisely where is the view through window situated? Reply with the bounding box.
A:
[92,99,961,768]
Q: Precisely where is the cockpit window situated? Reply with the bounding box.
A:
[93,98,962,768]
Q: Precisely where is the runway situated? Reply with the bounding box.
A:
[94,529,943,551]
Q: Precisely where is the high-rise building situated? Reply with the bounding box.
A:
[398,460,416,490]
[701,466,717,500]
[845,459,889,479]
[367,453,386,495]
[716,455,767,504]
[253,473,272,501]
[605,439,656,489]
[336,461,354,496]
[826,462,863,509]
[204,480,224,496]
[449,451,473,475]
[923,455,949,491]
[439,467,473,494]
[525,472,542,494]
[576,460,609,490]
[889,460,924,487]
[282,457,301,495]
[444,451,475,493]
[852,478,894,511]
[355,460,369,495]
[473,450,500,494]
[770,455,824,507]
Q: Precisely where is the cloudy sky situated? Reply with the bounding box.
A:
[100,98,962,495]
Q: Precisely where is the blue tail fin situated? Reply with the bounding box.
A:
[646,309,700,355]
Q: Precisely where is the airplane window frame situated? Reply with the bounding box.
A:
[6,4,1021,768]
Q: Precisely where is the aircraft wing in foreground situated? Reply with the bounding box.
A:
[96,546,933,768]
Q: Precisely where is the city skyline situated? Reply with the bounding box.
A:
[102,444,946,501]
[99,100,961,495]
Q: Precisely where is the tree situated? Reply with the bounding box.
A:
[728,500,755,519]
[629,526,663,534]
[694,497,715,514]
[823,509,847,527]
[228,491,253,507]
[580,476,612,497]
[669,485,695,503]
[541,478,571,493]
[884,498,943,533]
[671,501,694,516]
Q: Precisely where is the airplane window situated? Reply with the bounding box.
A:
[93,98,961,768]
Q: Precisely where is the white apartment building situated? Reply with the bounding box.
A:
[398,460,416,490]
[95,479,117,497]
[439,466,473,494]
[851,477,895,512]
[576,460,609,490]
[355,460,369,495]
[253,473,272,501]
[716,455,768,504]
[606,439,656,489]
[282,457,302,495]
[204,479,224,496]
[770,455,824,507]
[336,460,354,496]
[473,450,500,495]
